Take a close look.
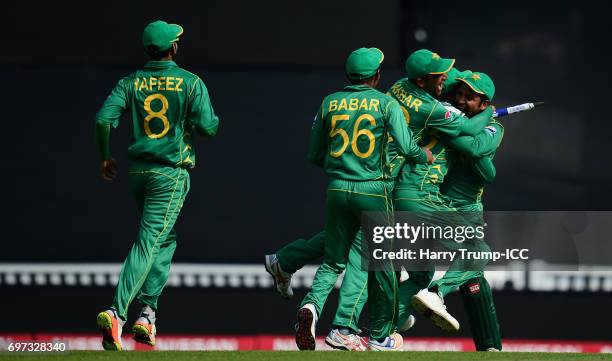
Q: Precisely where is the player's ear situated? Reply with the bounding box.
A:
[171,42,178,56]
[374,69,381,83]
[414,77,425,88]
[480,98,490,111]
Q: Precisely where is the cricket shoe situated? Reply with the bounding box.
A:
[132,313,157,346]
[325,329,367,351]
[411,289,460,332]
[264,254,294,298]
[367,332,403,351]
[295,304,317,350]
[398,314,416,332]
[486,348,501,352]
[96,309,124,351]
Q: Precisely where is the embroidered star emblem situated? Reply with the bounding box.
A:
[432,52,441,60]
[471,73,481,81]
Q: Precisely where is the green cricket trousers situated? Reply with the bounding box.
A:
[301,178,397,340]
[429,202,490,297]
[394,189,490,328]
[279,230,368,333]
[112,163,190,320]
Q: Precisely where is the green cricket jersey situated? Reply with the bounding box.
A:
[308,84,427,181]
[387,79,493,194]
[441,119,504,206]
[96,60,219,168]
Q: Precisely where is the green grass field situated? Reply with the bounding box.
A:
[1,352,612,361]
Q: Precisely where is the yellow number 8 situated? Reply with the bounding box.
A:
[143,93,170,139]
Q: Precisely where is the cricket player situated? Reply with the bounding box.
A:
[389,68,505,351]
[435,71,504,351]
[94,20,219,351]
[297,47,432,351]
[264,141,420,349]
[263,53,469,348]
[387,49,494,332]
[396,70,504,348]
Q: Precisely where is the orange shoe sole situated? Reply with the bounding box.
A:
[97,311,122,351]
[132,323,156,346]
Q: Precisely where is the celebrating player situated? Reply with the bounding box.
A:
[434,71,504,351]
[387,49,494,333]
[297,47,432,351]
[395,69,504,351]
[265,49,502,351]
[94,20,219,351]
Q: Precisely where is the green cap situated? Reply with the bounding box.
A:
[457,71,495,101]
[345,47,384,80]
[405,49,455,79]
[142,20,184,53]
[442,68,472,95]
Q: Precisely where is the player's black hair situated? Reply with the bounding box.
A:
[348,77,371,85]
[146,45,173,60]
[347,69,379,85]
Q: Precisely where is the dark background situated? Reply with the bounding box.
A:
[2,0,611,341]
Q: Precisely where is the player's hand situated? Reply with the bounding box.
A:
[422,147,434,164]
[100,157,118,181]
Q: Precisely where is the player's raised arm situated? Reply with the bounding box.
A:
[187,78,219,137]
[307,105,326,168]
[427,103,493,138]
[455,106,494,136]
[386,100,431,164]
[445,121,504,158]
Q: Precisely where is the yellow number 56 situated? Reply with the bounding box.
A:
[329,114,376,158]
